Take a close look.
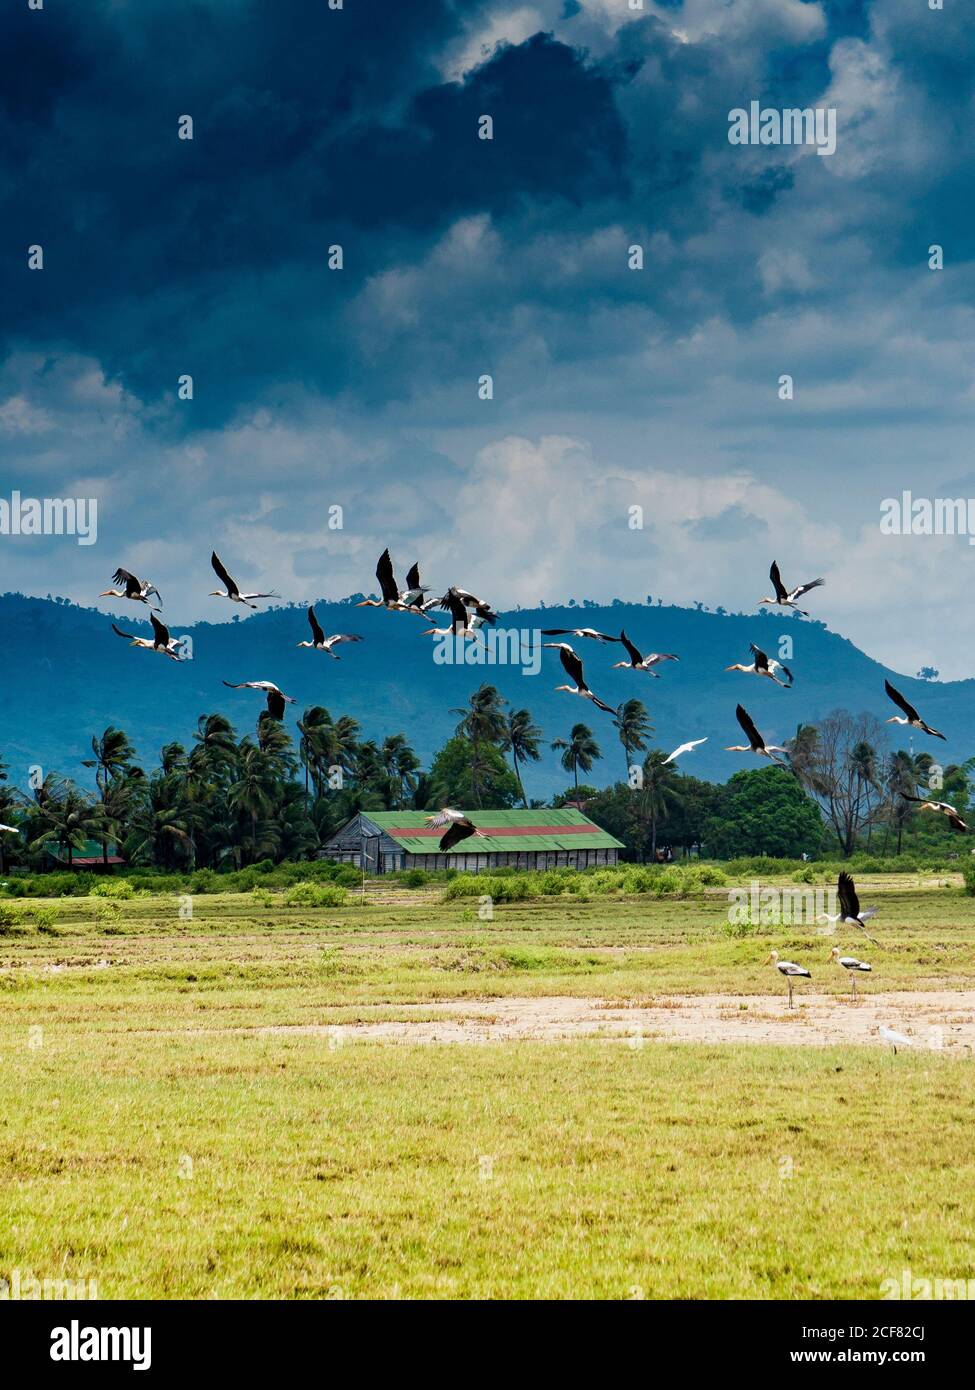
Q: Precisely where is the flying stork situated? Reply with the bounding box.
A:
[100,568,162,610]
[765,950,811,1009]
[355,550,429,613]
[819,872,880,944]
[759,561,824,616]
[112,614,183,661]
[541,627,621,644]
[209,551,280,610]
[830,947,871,999]
[426,808,480,852]
[901,794,969,832]
[611,630,680,676]
[222,680,296,720]
[884,680,946,740]
[437,585,497,626]
[725,643,793,687]
[543,644,618,714]
[296,606,362,659]
[421,588,485,640]
[662,737,708,766]
[724,704,788,764]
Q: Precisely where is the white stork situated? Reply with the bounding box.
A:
[884,680,946,741]
[421,588,485,640]
[725,704,788,764]
[209,551,280,610]
[901,794,969,832]
[818,872,880,944]
[725,643,793,687]
[611,630,680,676]
[662,737,708,766]
[355,550,429,613]
[759,561,824,616]
[766,950,811,1009]
[830,947,871,999]
[112,614,183,661]
[100,568,162,610]
[222,680,296,720]
[541,627,621,644]
[426,808,481,852]
[544,644,617,714]
[296,606,362,659]
[437,585,497,626]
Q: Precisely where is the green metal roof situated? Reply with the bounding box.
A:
[359,808,623,855]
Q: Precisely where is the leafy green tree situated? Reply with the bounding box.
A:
[426,735,521,809]
[452,686,508,807]
[703,767,824,859]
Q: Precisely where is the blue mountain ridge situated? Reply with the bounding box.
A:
[1,594,968,799]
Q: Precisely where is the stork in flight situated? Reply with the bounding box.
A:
[426,808,481,852]
[437,585,497,626]
[356,550,428,612]
[296,606,362,659]
[611,630,680,677]
[544,644,618,714]
[901,794,969,832]
[209,551,280,610]
[819,872,879,944]
[765,950,810,1009]
[884,679,946,740]
[100,568,162,610]
[759,561,824,616]
[724,704,788,764]
[541,627,620,644]
[421,588,485,640]
[725,643,793,687]
[222,680,296,720]
[112,614,183,661]
[830,947,871,999]
[662,737,708,766]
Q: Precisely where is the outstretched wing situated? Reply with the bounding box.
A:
[444,589,469,632]
[111,622,135,641]
[112,567,141,596]
[150,613,171,646]
[211,551,238,596]
[793,577,824,599]
[329,633,362,648]
[750,643,771,672]
[440,819,476,852]
[307,606,325,645]
[735,704,762,747]
[769,561,788,602]
[266,690,286,720]
[837,871,860,920]
[405,562,421,591]
[589,693,618,715]
[619,630,643,666]
[885,679,919,723]
[558,646,586,689]
[376,548,398,603]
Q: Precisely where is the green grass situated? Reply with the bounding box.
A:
[1,884,974,1298]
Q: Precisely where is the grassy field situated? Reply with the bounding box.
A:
[2,881,975,1298]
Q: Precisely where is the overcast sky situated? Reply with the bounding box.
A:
[1,0,974,674]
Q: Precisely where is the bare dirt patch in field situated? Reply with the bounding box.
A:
[255,990,975,1050]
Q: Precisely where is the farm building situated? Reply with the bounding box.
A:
[44,838,124,872]
[320,809,624,874]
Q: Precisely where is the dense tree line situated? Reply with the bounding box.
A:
[0,689,969,872]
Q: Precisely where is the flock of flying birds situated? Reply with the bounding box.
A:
[98,552,959,1008]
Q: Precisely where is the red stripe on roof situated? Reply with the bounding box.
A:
[386,823,595,839]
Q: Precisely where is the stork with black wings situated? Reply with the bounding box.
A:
[100,568,162,610]
[819,871,880,944]
[884,680,946,741]
[355,549,429,613]
[541,627,620,644]
[724,704,788,764]
[725,643,793,687]
[112,612,183,661]
[760,561,824,616]
[296,606,362,659]
[222,680,296,720]
[544,643,617,714]
[426,808,480,852]
[900,794,968,832]
[209,551,280,610]
[610,630,680,676]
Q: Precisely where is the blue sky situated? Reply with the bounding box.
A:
[1,0,974,672]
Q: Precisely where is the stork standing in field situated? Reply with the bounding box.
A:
[765,950,811,1009]
[222,680,296,720]
[541,627,621,644]
[662,737,708,766]
[296,606,362,659]
[900,794,969,832]
[725,704,788,764]
[819,871,880,944]
[830,947,871,999]
[209,551,280,610]
[112,614,183,661]
[544,644,618,714]
[725,643,793,687]
[884,680,946,740]
[100,568,162,610]
[610,630,680,677]
[426,808,480,852]
[759,561,824,616]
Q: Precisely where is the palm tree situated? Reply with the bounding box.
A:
[29,780,100,868]
[551,724,601,792]
[500,709,542,806]
[228,741,278,864]
[614,698,653,780]
[452,685,507,807]
[379,734,421,808]
[633,750,683,861]
[82,726,137,865]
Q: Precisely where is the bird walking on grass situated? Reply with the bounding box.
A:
[766,950,810,1009]
[830,947,871,999]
